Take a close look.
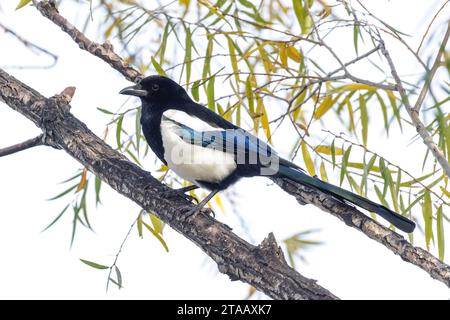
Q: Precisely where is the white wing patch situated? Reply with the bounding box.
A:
[160,110,236,185]
[163,109,219,131]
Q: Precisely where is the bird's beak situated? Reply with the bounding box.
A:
[119,84,148,97]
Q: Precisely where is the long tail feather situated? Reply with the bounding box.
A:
[278,165,415,233]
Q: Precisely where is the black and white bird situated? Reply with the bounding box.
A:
[120,75,415,233]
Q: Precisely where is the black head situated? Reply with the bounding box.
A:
[119,75,190,108]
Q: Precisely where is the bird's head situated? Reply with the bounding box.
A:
[119,75,190,109]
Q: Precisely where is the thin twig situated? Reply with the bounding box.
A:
[413,21,450,112]
[378,35,450,178]
[0,22,58,69]
[0,134,44,157]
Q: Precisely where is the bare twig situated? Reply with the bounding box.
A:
[413,21,450,112]
[32,0,141,83]
[0,134,44,157]
[0,22,58,69]
[416,0,450,54]
[378,36,450,178]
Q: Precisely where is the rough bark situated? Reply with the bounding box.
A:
[0,68,338,300]
[272,177,450,287]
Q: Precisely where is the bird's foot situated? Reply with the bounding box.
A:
[179,204,215,220]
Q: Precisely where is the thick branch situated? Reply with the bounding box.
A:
[271,177,450,287]
[0,134,44,157]
[30,0,450,289]
[32,1,141,83]
[378,37,450,178]
[0,68,337,300]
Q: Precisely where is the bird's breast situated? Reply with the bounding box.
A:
[160,114,237,185]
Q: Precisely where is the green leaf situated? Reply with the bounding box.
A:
[359,94,369,146]
[227,36,239,86]
[137,211,144,238]
[80,259,109,270]
[151,56,166,76]
[331,139,336,169]
[115,266,123,289]
[47,184,78,201]
[375,92,389,135]
[206,76,215,111]
[353,25,359,55]
[159,23,170,65]
[361,154,377,195]
[116,114,124,151]
[202,35,214,80]
[374,184,390,208]
[95,175,102,206]
[400,171,436,187]
[42,204,70,232]
[387,90,402,131]
[97,107,114,115]
[191,80,201,102]
[292,0,312,34]
[184,25,192,87]
[436,206,445,260]
[16,0,31,10]
[423,190,433,251]
[340,146,352,186]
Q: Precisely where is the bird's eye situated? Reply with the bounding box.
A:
[152,84,160,91]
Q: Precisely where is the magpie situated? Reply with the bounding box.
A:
[120,75,415,233]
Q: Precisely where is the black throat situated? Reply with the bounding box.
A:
[140,103,166,165]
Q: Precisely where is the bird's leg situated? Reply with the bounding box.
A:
[183,189,219,218]
[161,185,199,203]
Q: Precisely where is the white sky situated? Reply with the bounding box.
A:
[0,0,449,299]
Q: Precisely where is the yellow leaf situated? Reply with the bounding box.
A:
[76,168,88,193]
[334,83,377,92]
[279,45,288,67]
[246,286,257,300]
[227,36,239,85]
[157,164,169,172]
[286,45,302,63]
[315,145,343,155]
[257,95,272,144]
[214,194,225,214]
[16,0,31,10]
[150,213,164,235]
[320,161,328,182]
[301,142,316,176]
[313,95,338,119]
[295,122,310,136]
[179,0,190,6]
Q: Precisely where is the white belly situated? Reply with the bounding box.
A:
[160,114,236,185]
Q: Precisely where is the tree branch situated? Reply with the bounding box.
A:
[271,177,450,287]
[0,134,44,157]
[30,0,450,289]
[378,36,450,179]
[0,68,337,300]
[413,21,450,112]
[32,0,141,83]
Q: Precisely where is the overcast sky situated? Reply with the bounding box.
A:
[0,0,449,299]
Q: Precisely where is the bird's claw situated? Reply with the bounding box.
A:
[179,205,215,220]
